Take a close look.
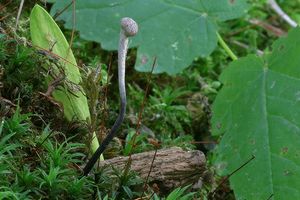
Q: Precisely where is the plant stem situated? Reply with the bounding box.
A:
[91,132,103,161]
[217,32,238,61]
[268,0,297,27]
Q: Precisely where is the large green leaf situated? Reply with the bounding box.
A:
[30,4,90,121]
[212,27,300,199]
[51,0,248,74]
[30,5,100,154]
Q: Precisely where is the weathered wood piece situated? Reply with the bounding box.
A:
[99,147,207,191]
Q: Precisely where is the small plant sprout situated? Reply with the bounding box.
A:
[83,17,138,176]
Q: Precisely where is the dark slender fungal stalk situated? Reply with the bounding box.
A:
[83,17,138,176]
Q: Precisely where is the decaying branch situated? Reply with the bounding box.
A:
[98,147,208,191]
[249,18,286,37]
[231,40,264,56]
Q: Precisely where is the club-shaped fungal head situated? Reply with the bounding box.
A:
[121,17,138,37]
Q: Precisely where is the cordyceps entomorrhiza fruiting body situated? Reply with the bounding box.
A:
[83,17,138,176]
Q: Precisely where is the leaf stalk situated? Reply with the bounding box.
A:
[217,32,238,61]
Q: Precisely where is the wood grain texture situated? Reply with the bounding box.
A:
[99,147,207,191]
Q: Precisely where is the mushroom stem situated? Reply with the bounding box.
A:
[83,17,138,176]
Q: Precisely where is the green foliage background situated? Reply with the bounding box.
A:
[51,0,248,74]
[212,27,300,199]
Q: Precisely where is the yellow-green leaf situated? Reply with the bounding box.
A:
[30,4,89,121]
[30,5,100,154]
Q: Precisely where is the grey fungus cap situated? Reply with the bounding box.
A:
[121,17,138,37]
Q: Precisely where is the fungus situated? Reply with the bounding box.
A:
[83,17,138,176]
